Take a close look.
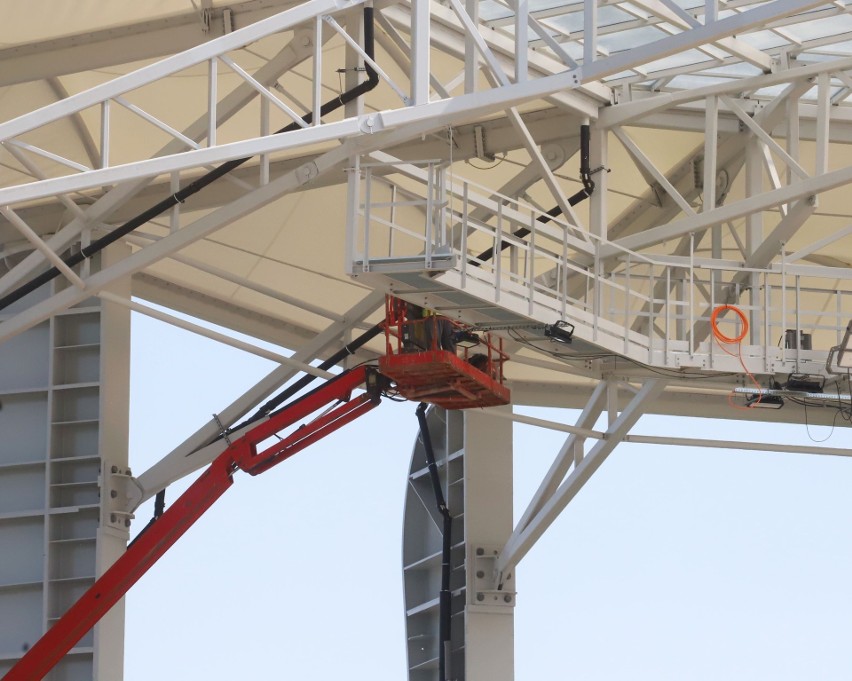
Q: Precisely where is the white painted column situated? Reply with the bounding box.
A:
[411,0,431,105]
[93,244,132,681]
[0,243,131,681]
[463,406,514,681]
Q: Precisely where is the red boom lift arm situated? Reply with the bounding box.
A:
[5,365,385,681]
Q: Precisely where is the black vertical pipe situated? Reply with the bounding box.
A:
[579,123,594,194]
[416,402,453,681]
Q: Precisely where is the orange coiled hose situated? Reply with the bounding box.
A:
[711,304,762,409]
[711,304,749,344]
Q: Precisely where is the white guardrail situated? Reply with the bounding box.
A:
[347,158,852,375]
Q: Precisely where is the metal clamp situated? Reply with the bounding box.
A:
[102,463,142,530]
[212,412,232,446]
[470,545,516,612]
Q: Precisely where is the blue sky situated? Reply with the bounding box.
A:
[124,310,852,680]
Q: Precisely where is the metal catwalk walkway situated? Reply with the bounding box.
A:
[347,154,846,381]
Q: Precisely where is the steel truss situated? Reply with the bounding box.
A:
[3,1,852,679]
[0,1,843,370]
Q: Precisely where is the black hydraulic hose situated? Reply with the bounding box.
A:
[153,488,166,517]
[224,321,384,438]
[415,402,453,681]
[0,7,380,312]
[473,123,596,265]
[127,489,166,549]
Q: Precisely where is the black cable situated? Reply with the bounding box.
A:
[127,489,166,549]
[472,188,591,265]
[472,124,596,266]
[222,322,384,438]
[506,327,740,380]
[416,402,453,681]
[0,7,380,312]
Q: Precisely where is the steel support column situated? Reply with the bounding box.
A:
[464,406,514,681]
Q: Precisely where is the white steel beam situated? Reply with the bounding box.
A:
[98,291,335,379]
[625,433,852,458]
[628,0,773,71]
[464,0,480,93]
[5,106,579,240]
[133,289,385,503]
[580,0,823,80]
[704,95,718,215]
[507,107,585,229]
[515,0,529,82]
[743,197,816,271]
[411,0,431,104]
[0,0,304,87]
[786,223,852,263]
[599,55,852,128]
[584,0,598,68]
[816,71,831,176]
[373,17,452,99]
[218,54,310,128]
[489,405,852,458]
[512,380,608,538]
[496,379,666,579]
[612,126,696,216]
[479,61,584,228]
[0,207,86,290]
[5,0,810,209]
[2,0,819,210]
[45,77,101,169]
[448,0,514,87]
[380,2,607,111]
[0,135,366,343]
[721,95,810,181]
[124,234,346,323]
[463,406,515,681]
[2,143,88,221]
[0,27,328,295]
[607,164,852,256]
[0,0,358,144]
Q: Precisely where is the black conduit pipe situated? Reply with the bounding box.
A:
[473,123,596,265]
[0,7,380,312]
[416,402,453,681]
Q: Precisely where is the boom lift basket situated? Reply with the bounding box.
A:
[379,296,511,409]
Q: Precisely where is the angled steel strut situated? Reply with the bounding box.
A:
[4,366,385,681]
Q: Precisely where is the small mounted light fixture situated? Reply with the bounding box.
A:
[746,394,784,409]
[544,320,574,344]
[825,321,852,374]
[454,330,481,349]
[838,321,852,368]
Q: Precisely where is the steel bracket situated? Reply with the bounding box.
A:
[102,463,142,530]
[470,545,516,613]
